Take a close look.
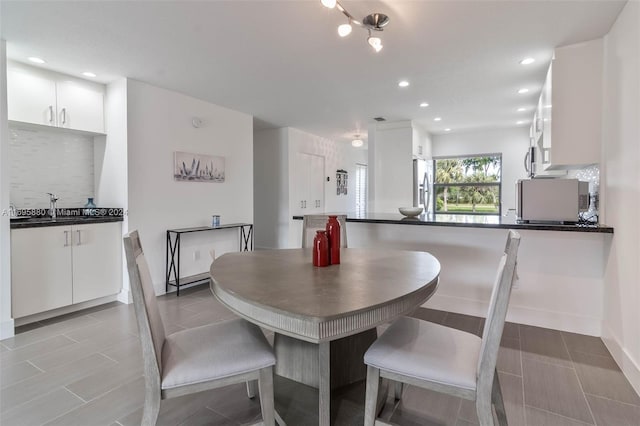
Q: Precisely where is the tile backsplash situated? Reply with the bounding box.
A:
[568,165,599,194]
[10,126,95,209]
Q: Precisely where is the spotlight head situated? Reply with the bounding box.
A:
[321,0,337,9]
[338,23,352,37]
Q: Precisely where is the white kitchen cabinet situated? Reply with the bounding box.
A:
[7,61,105,134]
[293,152,325,215]
[7,68,58,127]
[538,39,603,170]
[11,227,73,318]
[71,223,123,304]
[56,80,105,133]
[11,222,122,318]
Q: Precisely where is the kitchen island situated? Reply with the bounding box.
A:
[292,212,613,233]
[292,213,613,336]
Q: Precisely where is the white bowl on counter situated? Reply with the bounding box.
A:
[398,207,423,217]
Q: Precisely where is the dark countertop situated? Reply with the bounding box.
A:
[11,215,124,229]
[292,212,614,234]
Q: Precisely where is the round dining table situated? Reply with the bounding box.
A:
[210,247,440,426]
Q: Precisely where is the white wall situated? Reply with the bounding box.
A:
[9,127,94,208]
[126,80,253,294]
[600,0,640,394]
[413,123,433,160]
[0,40,14,338]
[286,127,367,247]
[254,128,289,249]
[432,127,530,213]
[370,121,414,213]
[253,127,367,249]
[95,78,129,302]
[288,128,366,213]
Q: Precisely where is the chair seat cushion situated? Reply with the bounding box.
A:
[364,316,481,391]
[161,319,275,390]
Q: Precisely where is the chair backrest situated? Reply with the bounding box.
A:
[476,230,521,396]
[301,214,348,248]
[123,231,166,382]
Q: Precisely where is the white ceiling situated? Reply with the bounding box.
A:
[0,1,626,142]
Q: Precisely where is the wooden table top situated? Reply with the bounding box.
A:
[210,248,440,342]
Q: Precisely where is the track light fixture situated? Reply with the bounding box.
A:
[320,0,389,52]
[338,22,352,37]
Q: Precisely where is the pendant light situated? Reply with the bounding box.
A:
[320,1,389,52]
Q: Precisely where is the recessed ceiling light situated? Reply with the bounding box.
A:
[544,104,552,109]
[352,138,364,147]
[517,107,527,112]
[419,102,429,108]
[517,121,526,125]
[520,57,535,65]
[444,128,451,132]
[398,80,409,88]
[434,117,442,122]
[518,88,529,94]
[28,57,46,64]
[82,72,97,78]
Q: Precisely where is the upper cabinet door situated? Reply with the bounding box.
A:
[7,68,57,126]
[56,80,105,133]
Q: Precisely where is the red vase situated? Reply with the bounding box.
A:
[326,216,341,265]
[313,231,329,267]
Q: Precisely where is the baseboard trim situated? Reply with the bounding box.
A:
[602,327,640,397]
[0,318,15,340]
[425,293,602,336]
[13,295,119,326]
[117,289,132,304]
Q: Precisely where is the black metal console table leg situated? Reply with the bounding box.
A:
[240,225,254,252]
[166,231,182,296]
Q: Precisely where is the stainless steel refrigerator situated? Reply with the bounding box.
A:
[413,159,433,213]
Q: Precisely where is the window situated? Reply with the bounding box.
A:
[355,164,367,214]
[433,154,502,215]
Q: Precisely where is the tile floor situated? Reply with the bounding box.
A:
[1,284,639,426]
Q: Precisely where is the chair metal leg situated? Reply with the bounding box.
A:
[247,380,259,399]
[258,367,276,426]
[141,390,160,426]
[492,371,508,426]
[364,366,381,426]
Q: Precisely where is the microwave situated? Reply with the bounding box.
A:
[516,179,589,223]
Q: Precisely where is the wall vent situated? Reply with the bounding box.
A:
[373,117,386,122]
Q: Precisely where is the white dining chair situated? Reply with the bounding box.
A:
[301,214,348,248]
[123,230,278,426]
[363,230,521,426]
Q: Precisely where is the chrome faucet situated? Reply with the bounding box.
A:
[47,193,58,219]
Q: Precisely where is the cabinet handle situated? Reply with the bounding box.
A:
[76,230,82,246]
[63,231,69,247]
[48,105,54,124]
[61,108,67,125]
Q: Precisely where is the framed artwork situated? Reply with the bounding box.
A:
[174,151,225,183]
[336,169,348,195]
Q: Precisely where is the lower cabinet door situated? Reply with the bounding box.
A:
[11,227,73,318]
[72,222,122,304]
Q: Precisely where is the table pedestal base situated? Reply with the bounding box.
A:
[273,329,378,425]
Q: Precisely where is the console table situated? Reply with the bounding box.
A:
[166,223,253,296]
